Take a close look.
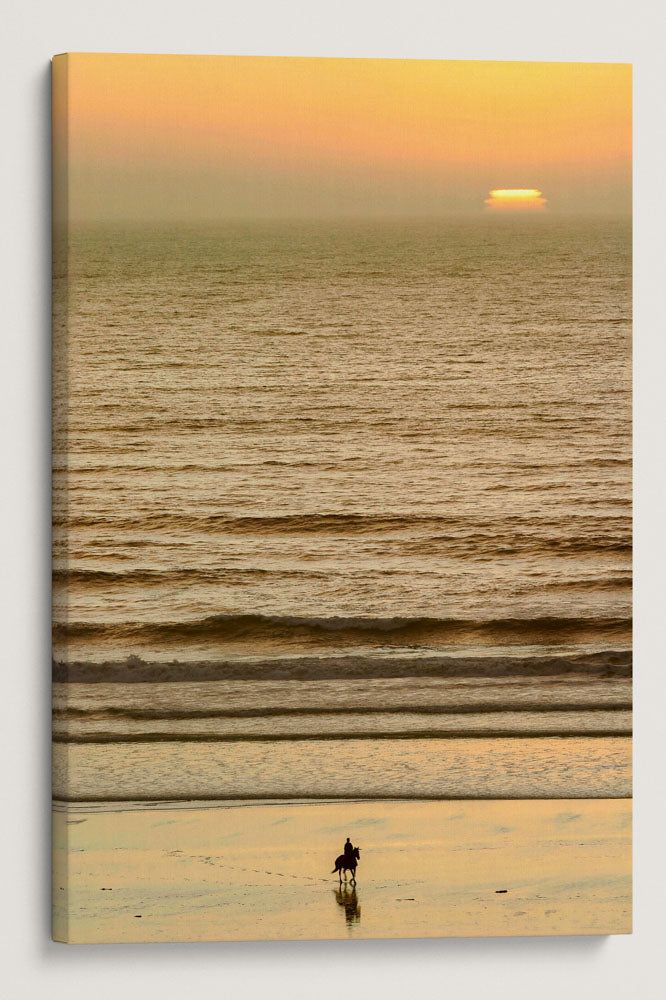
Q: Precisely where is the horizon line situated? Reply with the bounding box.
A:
[60,211,633,227]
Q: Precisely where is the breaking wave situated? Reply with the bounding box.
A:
[53,611,632,650]
[53,648,632,683]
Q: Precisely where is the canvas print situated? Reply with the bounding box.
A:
[52,54,632,943]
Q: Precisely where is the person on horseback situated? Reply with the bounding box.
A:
[332,840,361,882]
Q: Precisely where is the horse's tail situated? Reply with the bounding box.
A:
[331,868,337,874]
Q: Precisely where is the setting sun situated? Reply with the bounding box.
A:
[484,188,548,211]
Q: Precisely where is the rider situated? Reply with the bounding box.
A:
[343,837,355,861]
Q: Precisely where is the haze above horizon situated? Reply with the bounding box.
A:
[53,54,632,223]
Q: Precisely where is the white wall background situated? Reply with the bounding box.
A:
[2,2,664,997]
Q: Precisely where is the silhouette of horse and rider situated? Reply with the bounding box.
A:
[331,837,361,884]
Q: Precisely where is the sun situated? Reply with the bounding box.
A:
[484,189,548,211]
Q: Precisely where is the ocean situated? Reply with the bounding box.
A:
[52,217,632,801]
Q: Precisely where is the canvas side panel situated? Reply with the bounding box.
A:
[51,52,71,944]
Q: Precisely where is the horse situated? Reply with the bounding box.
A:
[331,846,360,883]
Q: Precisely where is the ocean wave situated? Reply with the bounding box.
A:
[53,648,632,683]
[52,567,328,586]
[56,702,633,720]
[52,567,632,598]
[546,576,632,592]
[53,726,632,745]
[53,612,632,649]
[52,511,484,534]
[52,510,632,545]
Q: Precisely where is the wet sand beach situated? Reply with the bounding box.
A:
[53,798,631,943]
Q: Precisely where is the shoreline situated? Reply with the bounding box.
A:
[53,797,632,943]
[54,793,633,808]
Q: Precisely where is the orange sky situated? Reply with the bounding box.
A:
[53,54,632,221]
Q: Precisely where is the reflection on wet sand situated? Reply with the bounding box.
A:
[53,799,632,942]
[334,885,361,927]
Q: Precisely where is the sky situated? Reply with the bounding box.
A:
[53,54,632,222]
